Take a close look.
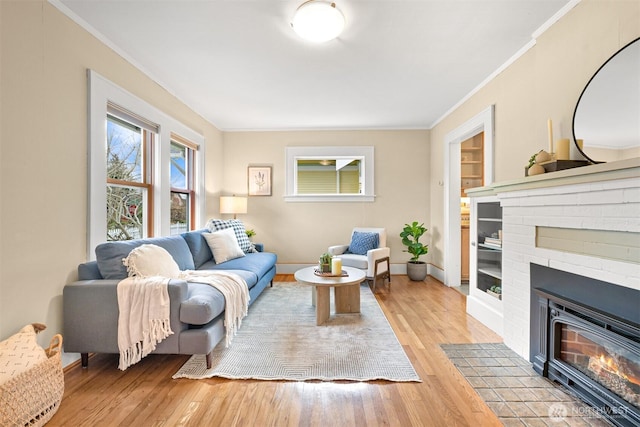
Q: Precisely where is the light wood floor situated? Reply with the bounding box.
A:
[50,275,503,426]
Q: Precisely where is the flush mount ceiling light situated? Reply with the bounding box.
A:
[291,1,345,43]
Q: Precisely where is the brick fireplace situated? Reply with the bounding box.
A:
[492,162,639,359]
[530,264,639,426]
[468,160,640,424]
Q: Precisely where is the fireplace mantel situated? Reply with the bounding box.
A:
[465,157,640,361]
[466,157,639,197]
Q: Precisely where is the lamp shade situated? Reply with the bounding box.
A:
[220,196,247,218]
[291,1,345,43]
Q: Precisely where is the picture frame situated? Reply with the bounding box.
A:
[248,166,272,196]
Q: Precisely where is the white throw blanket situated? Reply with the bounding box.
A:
[178,270,250,347]
[117,276,173,371]
[117,270,249,370]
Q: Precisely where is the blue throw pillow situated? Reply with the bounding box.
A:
[347,231,379,255]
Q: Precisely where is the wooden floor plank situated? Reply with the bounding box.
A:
[51,274,503,426]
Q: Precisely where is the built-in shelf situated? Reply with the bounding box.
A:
[461,133,484,197]
[478,218,502,223]
[479,244,502,251]
[478,266,502,280]
[467,195,503,336]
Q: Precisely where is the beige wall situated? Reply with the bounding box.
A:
[428,0,640,269]
[222,130,430,269]
[0,1,223,353]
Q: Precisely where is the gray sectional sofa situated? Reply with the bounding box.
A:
[63,228,277,368]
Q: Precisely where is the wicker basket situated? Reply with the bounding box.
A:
[0,333,64,426]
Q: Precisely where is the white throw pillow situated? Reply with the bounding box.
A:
[0,324,47,385]
[203,228,246,263]
[122,244,181,278]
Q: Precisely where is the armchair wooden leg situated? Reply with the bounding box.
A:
[371,257,391,292]
[81,353,89,368]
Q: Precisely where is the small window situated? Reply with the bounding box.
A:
[285,146,374,202]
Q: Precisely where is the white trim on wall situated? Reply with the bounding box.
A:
[443,105,494,287]
[87,70,205,259]
[284,146,375,202]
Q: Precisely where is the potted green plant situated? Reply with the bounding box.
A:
[487,285,502,300]
[400,221,429,281]
[318,252,333,273]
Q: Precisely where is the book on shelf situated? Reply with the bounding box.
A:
[484,237,502,247]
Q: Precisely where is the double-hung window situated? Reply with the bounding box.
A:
[285,146,375,202]
[88,70,205,258]
[106,107,156,240]
[170,135,197,235]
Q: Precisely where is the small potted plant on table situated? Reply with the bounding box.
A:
[400,221,429,281]
[318,252,333,274]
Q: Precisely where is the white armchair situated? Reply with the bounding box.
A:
[328,227,391,291]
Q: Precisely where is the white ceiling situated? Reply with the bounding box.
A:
[55,0,572,131]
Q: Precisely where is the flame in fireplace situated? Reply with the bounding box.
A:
[589,352,640,387]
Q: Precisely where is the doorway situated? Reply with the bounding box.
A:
[443,105,494,288]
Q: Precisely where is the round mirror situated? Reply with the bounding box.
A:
[572,37,640,164]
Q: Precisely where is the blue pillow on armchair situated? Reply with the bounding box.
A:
[347,231,379,255]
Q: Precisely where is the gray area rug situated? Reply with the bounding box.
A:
[173,282,420,382]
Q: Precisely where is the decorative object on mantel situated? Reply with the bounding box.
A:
[540,159,590,173]
[547,118,555,157]
[525,149,590,176]
[525,150,547,176]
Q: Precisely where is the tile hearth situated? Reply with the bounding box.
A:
[440,343,611,426]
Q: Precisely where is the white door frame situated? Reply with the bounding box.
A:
[443,105,494,287]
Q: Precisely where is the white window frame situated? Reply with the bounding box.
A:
[285,146,375,202]
[87,69,205,259]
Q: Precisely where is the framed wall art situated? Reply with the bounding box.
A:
[248,166,272,196]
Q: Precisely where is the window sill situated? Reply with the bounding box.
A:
[284,194,376,203]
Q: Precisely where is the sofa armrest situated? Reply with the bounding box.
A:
[366,247,391,277]
[328,245,349,256]
[63,279,189,354]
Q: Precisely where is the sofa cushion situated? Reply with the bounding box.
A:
[181,229,213,269]
[180,270,258,325]
[202,229,245,263]
[123,244,180,278]
[200,252,277,281]
[206,219,256,254]
[95,235,195,280]
[347,231,379,255]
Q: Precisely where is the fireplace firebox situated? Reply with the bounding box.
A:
[530,264,640,427]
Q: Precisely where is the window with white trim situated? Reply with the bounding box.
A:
[88,70,205,258]
[170,135,197,235]
[285,146,375,202]
[106,108,156,240]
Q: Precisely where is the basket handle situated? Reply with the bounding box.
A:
[46,334,63,357]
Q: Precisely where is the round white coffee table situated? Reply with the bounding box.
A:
[294,266,366,325]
